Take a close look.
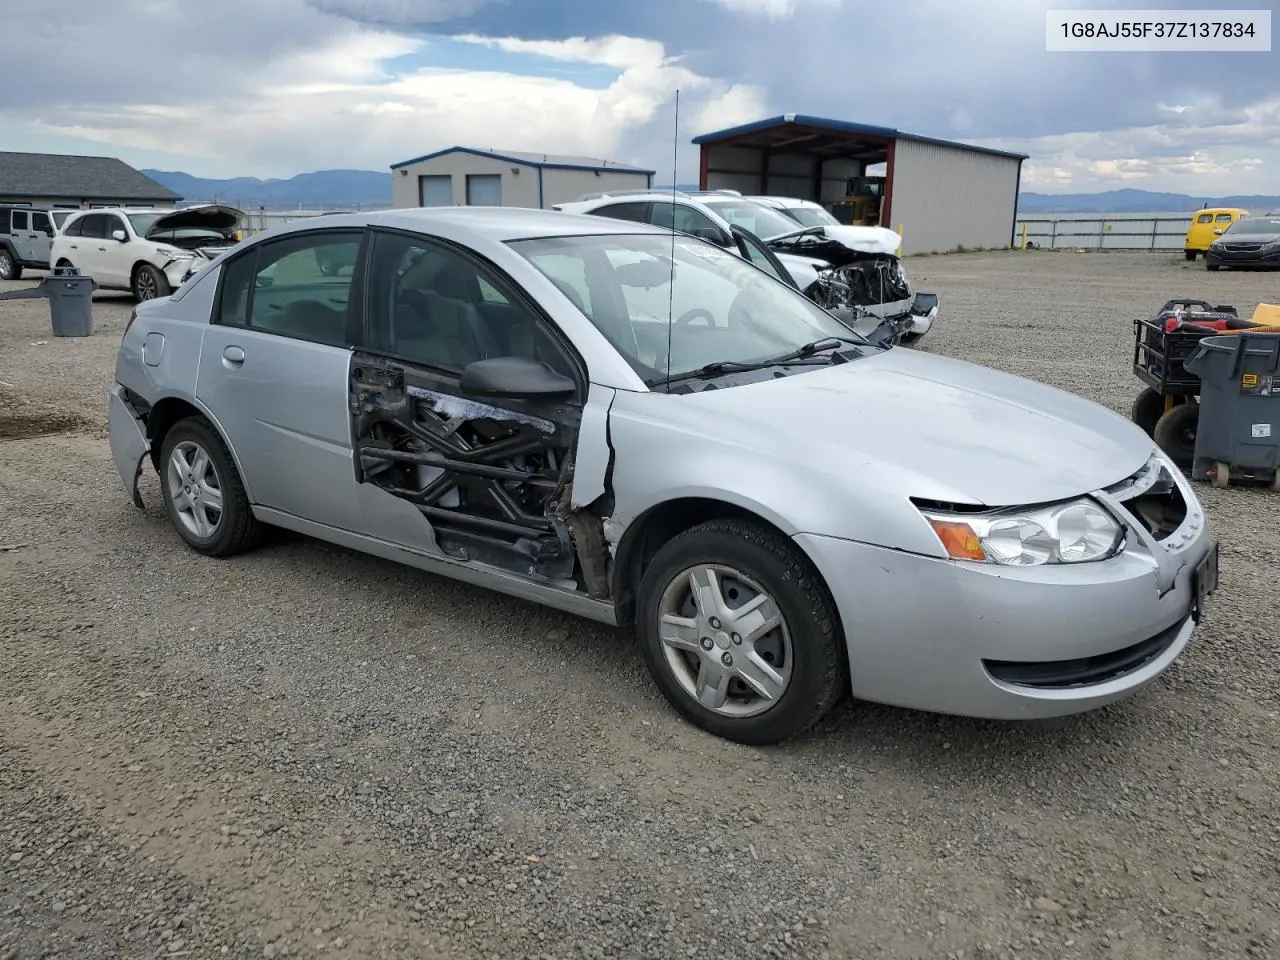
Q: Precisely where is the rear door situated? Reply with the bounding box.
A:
[9,210,32,263]
[28,211,53,266]
[195,227,370,531]
[68,213,111,280]
[348,227,591,583]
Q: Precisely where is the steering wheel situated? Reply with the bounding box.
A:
[675,307,716,327]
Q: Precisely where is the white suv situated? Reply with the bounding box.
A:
[49,204,244,301]
[556,191,937,345]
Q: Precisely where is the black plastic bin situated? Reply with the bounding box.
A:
[1183,332,1280,489]
[0,266,95,337]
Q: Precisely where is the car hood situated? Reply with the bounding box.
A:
[655,348,1153,506]
[1213,229,1280,244]
[767,224,902,255]
[147,203,244,238]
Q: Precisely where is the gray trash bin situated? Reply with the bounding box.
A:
[0,265,95,337]
[1183,331,1280,489]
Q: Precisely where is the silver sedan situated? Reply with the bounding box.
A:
[108,207,1219,744]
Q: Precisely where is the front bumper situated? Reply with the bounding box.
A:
[108,384,150,509]
[1205,247,1280,269]
[794,456,1215,720]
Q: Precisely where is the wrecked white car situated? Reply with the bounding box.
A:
[49,204,244,301]
[558,191,937,346]
[108,207,1216,746]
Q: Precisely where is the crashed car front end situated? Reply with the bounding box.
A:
[767,225,940,346]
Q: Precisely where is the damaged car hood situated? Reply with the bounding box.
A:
[640,348,1152,506]
[147,203,243,238]
[766,224,902,262]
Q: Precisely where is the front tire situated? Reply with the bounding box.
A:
[635,518,846,745]
[158,416,264,557]
[133,263,171,301]
[0,248,20,281]
[1184,249,1196,261]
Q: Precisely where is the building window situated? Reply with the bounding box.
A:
[466,174,502,206]
[419,175,452,207]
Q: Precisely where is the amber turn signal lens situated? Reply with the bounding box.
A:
[928,519,987,561]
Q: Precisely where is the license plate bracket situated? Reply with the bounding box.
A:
[1192,540,1219,619]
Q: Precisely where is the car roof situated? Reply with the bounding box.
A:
[259,205,682,244]
[748,196,825,209]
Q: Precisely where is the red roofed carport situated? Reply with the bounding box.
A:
[692,114,1028,255]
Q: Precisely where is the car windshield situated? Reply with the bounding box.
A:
[126,212,164,236]
[781,206,840,227]
[509,232,864,385]
[1228,217,1280,235]
[50,210,74,228]
[697,199,806,241]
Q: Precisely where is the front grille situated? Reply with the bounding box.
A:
[984,620,1182,689]
[1104,456,1188,542]
[1223,242,1263,252]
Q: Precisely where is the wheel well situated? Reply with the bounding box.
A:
[610,497,796,627]
[145,398,206,469]
[132,260,157,281]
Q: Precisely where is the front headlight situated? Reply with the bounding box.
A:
[920,498,1124,566]
[155,245,194,259]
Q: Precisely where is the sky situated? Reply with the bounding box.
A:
[0,0,1275,195]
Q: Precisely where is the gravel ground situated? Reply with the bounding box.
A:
[2,252,1279,960]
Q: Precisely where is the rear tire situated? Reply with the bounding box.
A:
[158,416,264,557]
[133,263,171,301]
[635,517,846,745]
[0,248,20,281]
[1153,402,1199,468]
[1130,387,1165,437]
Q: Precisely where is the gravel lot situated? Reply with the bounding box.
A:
[3,252,1279,960]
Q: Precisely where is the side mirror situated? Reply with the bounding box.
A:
[460,356,575,400]
[691,226,729,246]
[1213,228,1225,235]
[112,229,128,242]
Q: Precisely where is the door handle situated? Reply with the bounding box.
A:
[222,345,245,367]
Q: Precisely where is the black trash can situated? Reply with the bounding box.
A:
[0,266,95,337]
[1183,332,1280,489]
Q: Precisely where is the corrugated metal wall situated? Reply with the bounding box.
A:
[705,147,867,203]
[889,140,1021,255]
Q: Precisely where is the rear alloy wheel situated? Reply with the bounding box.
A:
[159,417,264,557]
[0,249,19,281]
[133,263,171,301]
[1130,387,1166,437]
[636,518,845,744]
[1153,402,1199,468]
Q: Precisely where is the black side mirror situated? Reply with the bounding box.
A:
[692,227,729,246]
[460,356,575,400]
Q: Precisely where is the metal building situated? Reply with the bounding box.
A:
[390,146,656,210]
[692,114,1028,255]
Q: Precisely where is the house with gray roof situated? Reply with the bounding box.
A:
[390,146,655,210]
[0,151,182,209]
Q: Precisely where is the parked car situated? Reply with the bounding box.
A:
[1183,207,1248,261]
[556,191,937,346]
[0,205,73,280]
[746,195,843,228]
[50,204,244,300]
[1204,213,1280,271]
[107,207,1218,744]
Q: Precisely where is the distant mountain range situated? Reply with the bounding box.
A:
[143,168,393,209]
[1016,188,1280,214]
[141,168,1280,216]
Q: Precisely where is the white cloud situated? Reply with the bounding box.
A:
[973,95,1280,194]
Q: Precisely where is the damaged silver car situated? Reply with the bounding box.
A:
[108,207,1217,745]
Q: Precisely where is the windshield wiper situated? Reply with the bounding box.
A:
[650,336,864,387]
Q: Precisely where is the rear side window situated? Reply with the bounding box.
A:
[77,214,108,239]
[62,216,84,237]
[11,211,28,231]
[1215,213,1234,222]
[590,202,650,223]
[215,230,364,346]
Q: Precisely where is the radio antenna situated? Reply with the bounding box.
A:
[664,89,679,393]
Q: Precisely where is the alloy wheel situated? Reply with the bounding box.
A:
[656,563,793,718]
[136,269,159,300]
[166,440,223,539]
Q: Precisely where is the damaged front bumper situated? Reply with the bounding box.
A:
[108,384,150,509]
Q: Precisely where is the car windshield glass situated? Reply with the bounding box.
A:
[126,213,164,236]
[1229,218,1280,235]
[783,206,840,227]
[698,200,804,240]
[509,233,865,384]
